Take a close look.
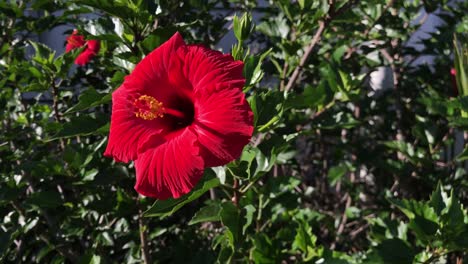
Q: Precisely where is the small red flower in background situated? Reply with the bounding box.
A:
[66,30,100,66]
[450,68,458,96]
[104,32,254,199]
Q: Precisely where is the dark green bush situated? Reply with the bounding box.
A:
[0,0,467,263]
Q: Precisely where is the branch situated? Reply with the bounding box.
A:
[138,198,152,264]
[38,234,79,262]
[51,79,65,150]
[337,194,352,235]
[283,0,358,92]
[10,139,79,262]
[12,196,78,262]
[51,79,63,123]
[284,20,326,92]
[232,178,240,207]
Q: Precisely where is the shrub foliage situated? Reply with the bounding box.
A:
[0,0,467,263]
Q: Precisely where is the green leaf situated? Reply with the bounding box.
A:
[286,83,329,109]
[251,234,277,264]
[96,231,114,246]
[189,203,222,225]
[423,0,439,12]
[388,197,439,240]
[327,164,348,186]
[28,66,42,78]
[216,241,234,264]
[36,245,54,262]
[292,218,317,261]
[374,239,415,264]
[456,146,468,162]
[75,0,139,22]
[407,216,439,240]
[212,166,226,184]
[248,90,284,132]
[332,45,348,61]
[144,170,220,217]
[26,191,63,209]
[65,88,111,114]
[448,116,468,129]
[318,112,360,130]
[298,0,313,10]
[0,2,23,17]
[430,182,445,216]
[47,114,109,141]
[321,0,330,13]
[388,197,438,222]
[220,202,241,247]
[88,33,122,42]
[321,249,353,264]
[235,146,258,179]
[244,49,272,89]
[83,168,99,181]
[79,253,102,264]
[441,191,466,235]
[89,255,101,264]
[453,228,468,250]
[141,25,193,54]
[243,204,256,234]
[382,140,421,164]
[0,230,13,259]
[29,40,55,65]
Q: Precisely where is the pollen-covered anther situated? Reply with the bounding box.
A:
[134,95,165,120]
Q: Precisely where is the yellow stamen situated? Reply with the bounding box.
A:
[134,95,165,120]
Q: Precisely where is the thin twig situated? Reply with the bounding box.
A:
[232,178,240,207]
[332,151,357,249]
[51,80,63,123]
[381,39,406,164]
[283,0,358,92]
[38,234,78,262]
[280,62,289,90]
[350,223,369,239]
[51,79,65,150]
[138,198,152,264]
[336,194,352,235]
[284,20,326,92]
[11,192,79,262]
[9,97,79,262]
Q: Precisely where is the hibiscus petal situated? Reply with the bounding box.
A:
[65,30,85,52]
[180,45,245,94]
[104,84,168,162]
[132,32,185,84]
[74,50,95,66]
[193,86,254,167]
[86,39,100,53]
[105,33,189,162]
[134,128,204,199]
[125,32,189,108]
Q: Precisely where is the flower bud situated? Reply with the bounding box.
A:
[233,13,254,42]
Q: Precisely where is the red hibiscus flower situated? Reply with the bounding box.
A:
[66,30,100,66]
[104,32,254,199]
